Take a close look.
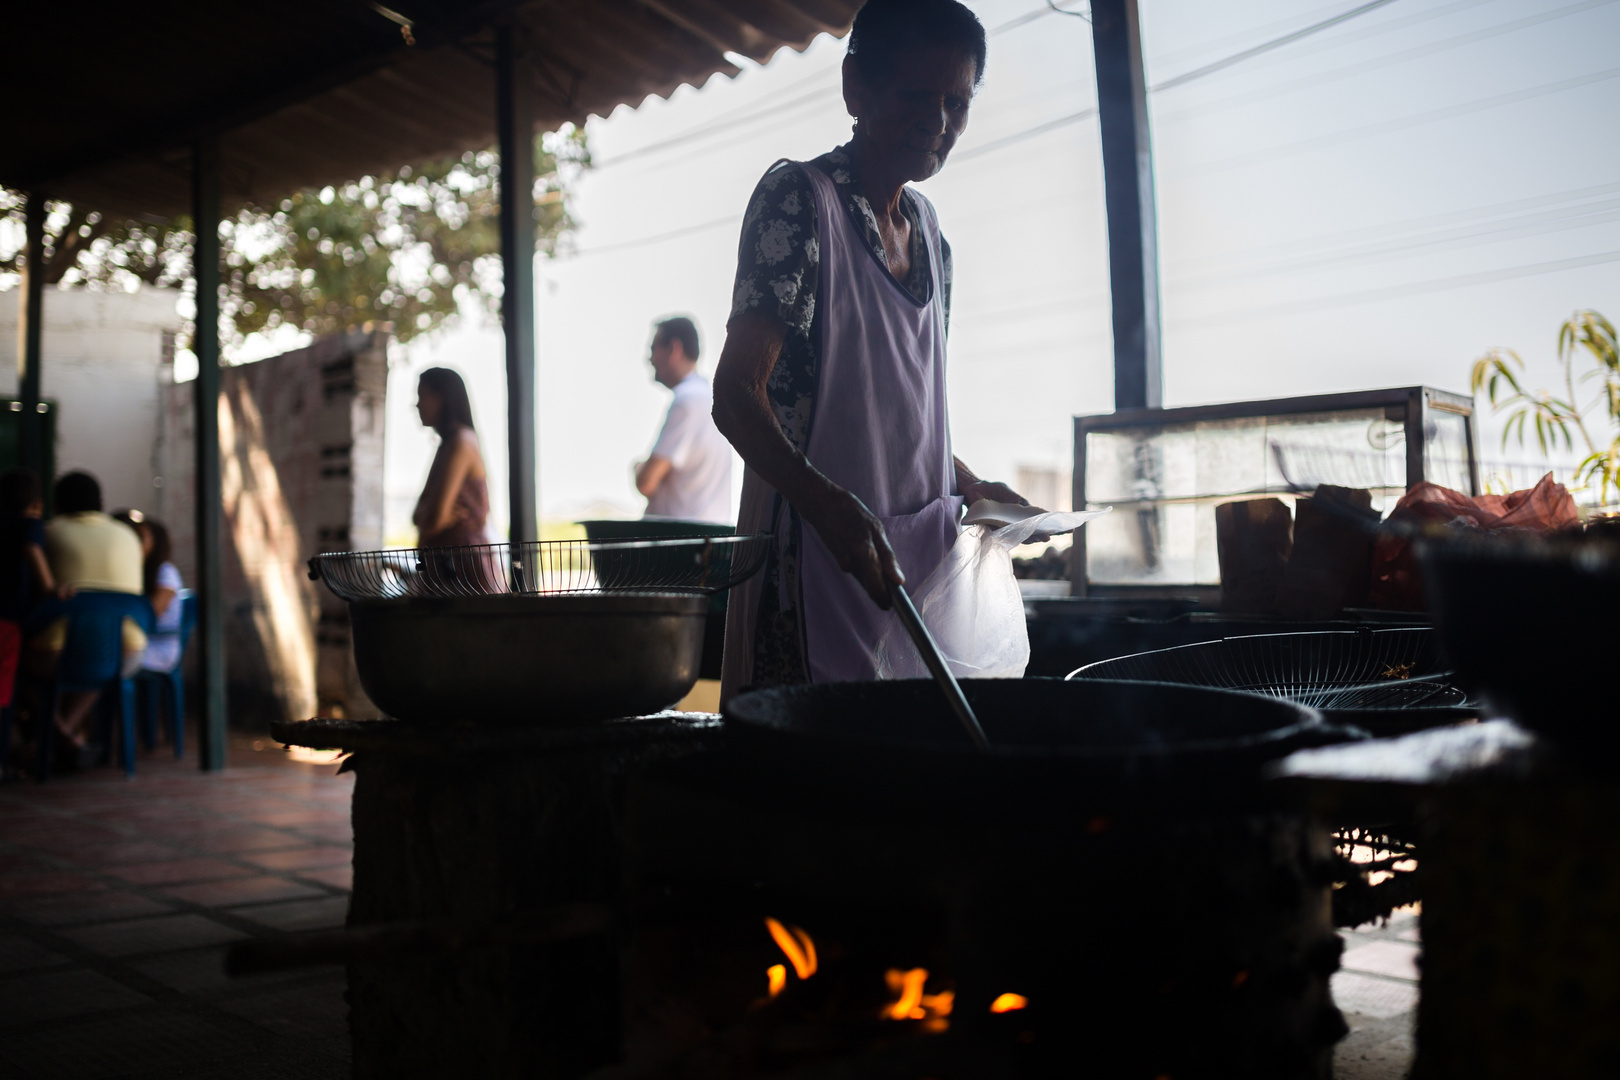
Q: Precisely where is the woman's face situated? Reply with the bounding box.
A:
[417,383,443,429]
[844,43,978,183]
[137,523,154,558]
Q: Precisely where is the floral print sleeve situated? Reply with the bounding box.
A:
[730,163,820,339]
[727,146,955,463]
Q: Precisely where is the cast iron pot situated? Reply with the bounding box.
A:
[1420,535,1620,749]
[348,592,707,724]
[724,678,1360,818]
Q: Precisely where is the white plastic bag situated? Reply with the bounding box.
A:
[874,508,1110,680]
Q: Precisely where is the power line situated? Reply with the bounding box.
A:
[563,213,740,258]
[1183,63,1620,177]
[1151,0,1405,92]
[950,0,1410,165]
[1155,0,1617,128]
[1169,200,1620,289]
[1154,0,1494,82]
[953,107,1097,161]
[1172,248,1620,331]
[1170,180,1620,274]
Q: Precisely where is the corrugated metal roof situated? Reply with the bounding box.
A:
[2,0,858,219]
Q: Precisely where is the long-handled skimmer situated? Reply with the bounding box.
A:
[888,582,991,751]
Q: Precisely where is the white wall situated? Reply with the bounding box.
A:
[0,287,183,512]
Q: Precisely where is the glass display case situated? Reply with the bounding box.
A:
[1071,387,1477,597]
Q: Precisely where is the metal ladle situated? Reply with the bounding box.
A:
[888,581,991,750]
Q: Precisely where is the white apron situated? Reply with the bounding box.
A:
[720,163,960,699]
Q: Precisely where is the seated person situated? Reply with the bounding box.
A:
[113,513,183,674]
[37,472,146,762]
[0,468,61,728]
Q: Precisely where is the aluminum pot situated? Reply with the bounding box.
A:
[348,592,707,724]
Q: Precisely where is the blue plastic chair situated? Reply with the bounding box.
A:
[135,591,196,758]
[25,591,155,780]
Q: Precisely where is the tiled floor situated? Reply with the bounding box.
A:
[1334,908,1421,1080]
[0,737,353,1079]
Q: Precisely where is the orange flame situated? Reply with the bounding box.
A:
[883,968,955,1026]
[989,993,1028,1013]
[767,964,787,998]
[764,917,818,979]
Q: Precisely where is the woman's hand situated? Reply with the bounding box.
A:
[960,478,1028,507]
[803,486,904,610]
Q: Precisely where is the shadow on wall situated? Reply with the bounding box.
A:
[158,329,388,727]
[221,379,317,722]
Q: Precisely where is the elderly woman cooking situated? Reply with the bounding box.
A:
[715,0,1029,701]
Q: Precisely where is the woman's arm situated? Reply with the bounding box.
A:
[24,542,69,599]
[415,430,480,538]
[713,313,903,609]
[151,586,178,618]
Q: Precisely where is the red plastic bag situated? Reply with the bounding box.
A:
[1369,473,1578,610]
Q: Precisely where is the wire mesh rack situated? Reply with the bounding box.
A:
[1067,627,1471,711]
[309,535,771,602]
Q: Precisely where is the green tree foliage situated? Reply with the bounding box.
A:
[0,127,587,353]
[1472,310,1620,505]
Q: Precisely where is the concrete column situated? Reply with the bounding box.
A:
[1091,0,1163,410]
[192,136,227,771]
[497,24,538,546]
[16,195,46,475]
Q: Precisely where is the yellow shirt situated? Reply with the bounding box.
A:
[44,512,143,595]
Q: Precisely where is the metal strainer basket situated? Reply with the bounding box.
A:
[1067,628,1474,715]
[309,535,771,602]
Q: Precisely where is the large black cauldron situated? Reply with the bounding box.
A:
[723,677,1349,818]
[619,680,1354,1079]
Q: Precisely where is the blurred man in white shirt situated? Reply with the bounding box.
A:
[635,317,732,524]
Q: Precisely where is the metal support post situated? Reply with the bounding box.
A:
[497,23,538,546]
[192,136,227,771]
[1091,0,1163,410]
[17,195,46,475]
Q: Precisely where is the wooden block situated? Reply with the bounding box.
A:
[1275,486,1377,619]
[1216,498,1294,614]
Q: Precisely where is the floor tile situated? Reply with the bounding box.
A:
[110,857,259,886]
[163,876,326,908]
[0,870,107,899]
[5,822,123,848]
[1331,970,1420,1021]
[1341,940,1421,982]
[0,934,71,973]
[217,973,350,1041]
[62,840,185,867]
[288,824,353,845]
[0,852,51,875]
[170,826,306,855]
[243,809,349,828]
[131,944,308,994]
[295,865,352,891]
[4,890,176,927]
[243,847,351,873]
[61,913,249,956]
[0,1005,258,1078]
[236,897,349,933]
[0,967,152,1025]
